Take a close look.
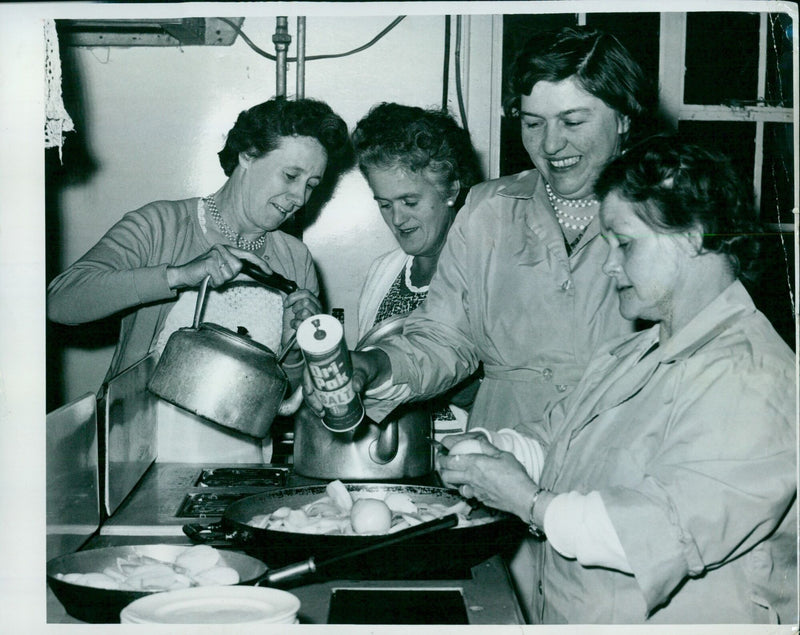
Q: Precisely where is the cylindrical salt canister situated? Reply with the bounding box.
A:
[296,314,365,432]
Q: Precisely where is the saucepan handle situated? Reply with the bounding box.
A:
[182,521,239,547]
[258,513,459,587]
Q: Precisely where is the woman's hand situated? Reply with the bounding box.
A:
[301,348,391,418]
[282,289,322,348]
[350,349,391,393]
[280,290,323,374]
[433,431,487,472]
[166,244,273,289]
[437,436,538,520]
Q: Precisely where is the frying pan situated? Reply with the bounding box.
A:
[184,483,527,579]
[46,544,268,623]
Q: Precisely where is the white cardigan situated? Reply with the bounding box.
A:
[356,249,411,343]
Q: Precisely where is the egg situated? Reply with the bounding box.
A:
[448,438,484,455]
[350,497,393,534]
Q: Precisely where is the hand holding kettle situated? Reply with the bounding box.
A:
[165,244,272,290]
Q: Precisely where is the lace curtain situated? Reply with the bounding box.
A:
[44,19,74,159]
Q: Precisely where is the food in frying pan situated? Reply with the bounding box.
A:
[350,498,393,534]
[248,480,486,535]
[54,545,240,591]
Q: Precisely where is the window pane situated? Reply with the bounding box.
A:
[761,123,794,223]
[684,12,760,105]
[756,123,794,352]
[749,232,795,351]
[585,13,660,80]
[679,121,794,350]
[502,13,576,80]
[677,120,756,189]
[766,13,794,108]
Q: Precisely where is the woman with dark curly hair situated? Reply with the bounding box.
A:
[350,102,483,438]
[47,97,351,462]
[438,136,797,624]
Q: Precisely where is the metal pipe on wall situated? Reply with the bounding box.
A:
[273,16,291,97]
[296,17,306,99]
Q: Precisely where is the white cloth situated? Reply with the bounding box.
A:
[544,490,631,573]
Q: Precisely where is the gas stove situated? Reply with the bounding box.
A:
[100,462,443,535]
[99,463,315,534]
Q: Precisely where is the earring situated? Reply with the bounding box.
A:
[447,199,455,207]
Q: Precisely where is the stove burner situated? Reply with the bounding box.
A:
[176,492,256,518]
[194,467,288,488]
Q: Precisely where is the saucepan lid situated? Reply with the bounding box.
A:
[356,314,406,350]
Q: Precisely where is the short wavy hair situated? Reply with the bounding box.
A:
[595,135,762,282]
[352,103,483,206]
[504,26,659,148]
[218,97,352,179]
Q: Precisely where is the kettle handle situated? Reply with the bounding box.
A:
[191,275,211,329]
[190,263,298,330]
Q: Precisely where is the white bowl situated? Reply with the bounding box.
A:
[119,585,300,624]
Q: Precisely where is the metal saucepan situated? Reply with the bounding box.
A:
[293,314,433,479]
[183,483,527,580]
[46,544,268,623]
[147,266,303,439]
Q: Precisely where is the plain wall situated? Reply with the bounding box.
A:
[49,14,496,404]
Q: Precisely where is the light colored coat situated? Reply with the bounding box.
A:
[534,281,797,624]
[374,169,634,435]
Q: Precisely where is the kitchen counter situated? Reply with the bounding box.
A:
[47,462,525,625]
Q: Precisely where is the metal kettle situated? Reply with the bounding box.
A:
[147,271,303,439]
[292,314,434,479]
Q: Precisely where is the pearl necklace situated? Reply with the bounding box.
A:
[204,195,267,251]
[544,182,598,231]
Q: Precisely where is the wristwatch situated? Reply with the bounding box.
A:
[527,486,546,538]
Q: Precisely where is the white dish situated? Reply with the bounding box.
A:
[120,585,300,624]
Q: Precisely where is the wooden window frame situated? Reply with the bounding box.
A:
[658,12,794,231]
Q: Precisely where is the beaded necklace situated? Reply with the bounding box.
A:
[204,194,267,251]
[544,182,599,232]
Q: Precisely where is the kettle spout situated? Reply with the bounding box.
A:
[278,385,304,416]
[369,418,399,464]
